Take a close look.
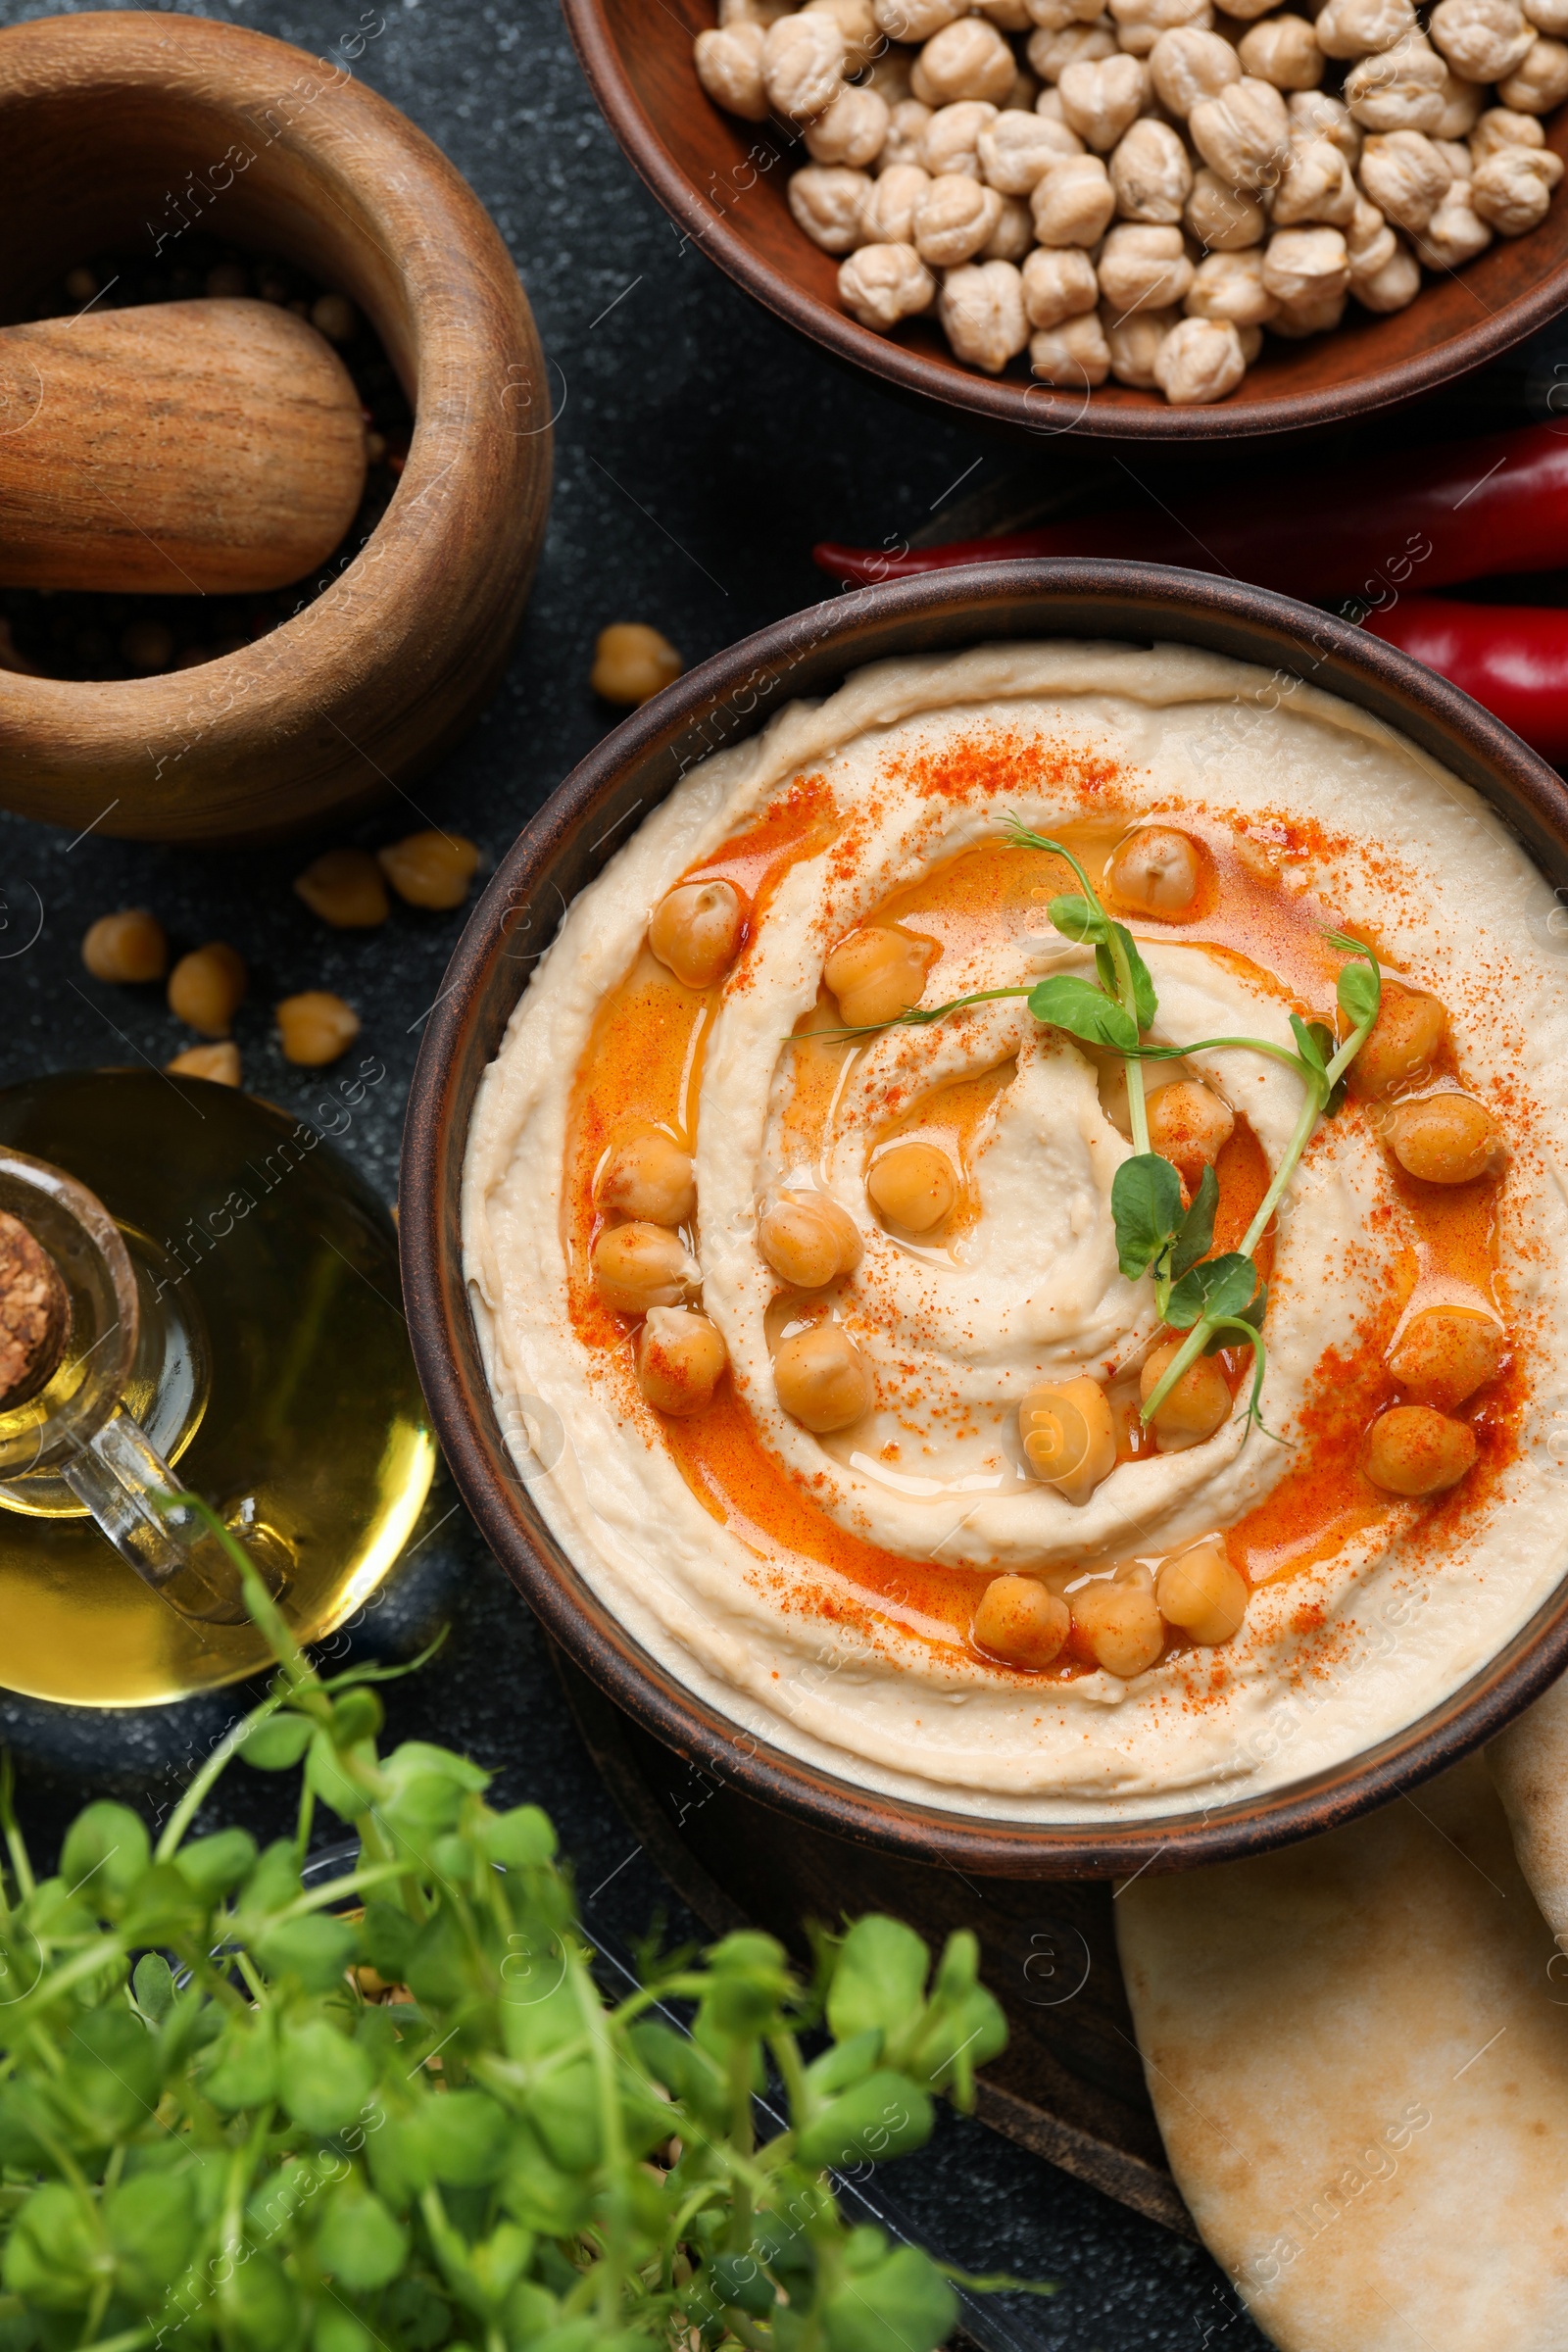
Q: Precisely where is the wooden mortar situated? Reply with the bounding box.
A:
[0,12,553,844]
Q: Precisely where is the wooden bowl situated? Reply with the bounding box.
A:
[0,12,551,844]
[402,562,1568,1878]
[564,0,1568,442]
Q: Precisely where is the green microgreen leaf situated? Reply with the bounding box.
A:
[1169,1162,1219,1280]
[1165,1251,1259,1331]
[1338,956,1381,1029]
[1047,892,1105,946]
[1027,974,1138,1053]
[1110,1153,1184,1282]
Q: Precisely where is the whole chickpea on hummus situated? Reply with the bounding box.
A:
[464,643,1568,1822]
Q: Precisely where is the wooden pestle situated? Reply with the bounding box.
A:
[0,298,369,596]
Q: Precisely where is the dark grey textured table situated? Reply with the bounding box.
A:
[4,0,1563,2339]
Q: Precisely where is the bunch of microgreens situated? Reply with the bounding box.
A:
[0,1503,1025,2352]
[818,819,1383,1442]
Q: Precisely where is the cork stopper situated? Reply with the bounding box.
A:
[0,1209,71,1410]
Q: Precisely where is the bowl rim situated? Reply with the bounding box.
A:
[561,0,1568,444]
[402,559,1568,1878]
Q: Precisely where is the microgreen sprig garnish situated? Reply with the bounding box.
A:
[792,822,1383,1456]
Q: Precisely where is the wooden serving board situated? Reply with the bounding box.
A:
[554,1652,1193,2237]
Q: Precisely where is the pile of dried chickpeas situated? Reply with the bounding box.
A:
[694,0,1568,403]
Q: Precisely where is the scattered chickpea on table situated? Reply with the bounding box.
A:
[694,0,1568,404]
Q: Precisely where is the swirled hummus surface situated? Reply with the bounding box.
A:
[463,643,1568,1822]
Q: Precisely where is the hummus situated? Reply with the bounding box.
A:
[463,643,1568,1822]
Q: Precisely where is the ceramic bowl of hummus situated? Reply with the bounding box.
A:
[403,563,1568,1875]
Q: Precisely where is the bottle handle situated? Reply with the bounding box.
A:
[58,1405,261,1627]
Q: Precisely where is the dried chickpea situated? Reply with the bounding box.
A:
[636,1306,728,1414]
[806,82,891,161]
[980,107,1084,190]
[867,1140,958,1230]
[377,830,480,911]
[1271,288,1348,335]
[984,195,1037,259]
[1471,101,1548,154]
[884,95,936,166]
[1027,0,1114,30]
[1430,0,1536,78]
[806,0,881,70]
[1157,1543,1250,1643]
[649,878,749,988]
[1148,1079,1236,1177]
[275,991,361,1067]
[591,622,684,705]
[1185,248,1279,325]
[789,164,874,252]
[1412,178,1493,262]
[758,1191,863,1288]
[1358,127,1453,229]
[1436,65,1486,131]
[1023,243,1101,324]
[81,908,168,984]
[1058,52,1150,147]
[1272,137,1359,224]
[1031,311,1113,380]
[973,1574,1071,1669]
[168,1041,241,1087]
[1070,1570,1165,1677]
[1527,0,1568,29]
[1189,76,1292,189]
[1110,116,1193,220]
[294,848,389,929]
[1347,980,1447,1098]
[1109,0,1214,57]
[1099,223,1195,309]
[169,942,246,1038]
[593,1221,699,1315]
[696,21,770,116]
[1185,169,1267,249]
[1263,224,1352,306]
[860,162,931,243]
[824,923,935,1026]
[1028,19,1119,78]
[595,1124,696,1224]
[1031,151,1118,243]
[1141,1336,1233,1449]
[1353,236,1422,306]
[912,14,1017,103]
[977,0,1034,28]
[1345,33,1447,128]
[875,0,965,37]
[921,97,998,173]
[939,258,1031,368]
[1150,25,1240,115]
[773,1318,872,1430]
[1107,824,1200,912]
[1347,191,1398,273]
[1291,87,1365,162]
[1019,1374,1117,1504]
[914,173,1004,266]
[1382,1091,1506,1183]
[763,10,847,118]
[1364,1402,1478,1494]
[1240,13,1325,87]
[1388,1304,1504,1409]
[1472,139,1564,226]
[1156,306,1244,379]
[1103,301,1175,382]
[1316,0,1419,55]
[839,240,937,326]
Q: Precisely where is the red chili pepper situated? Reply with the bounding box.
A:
[814,422,1568,604]
[1361,596,1568,765]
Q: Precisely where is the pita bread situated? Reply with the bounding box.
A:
[1117,1756,1568,2350]
[1490,1674,1568,1953]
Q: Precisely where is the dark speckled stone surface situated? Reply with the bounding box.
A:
[3,0,1563,2336]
